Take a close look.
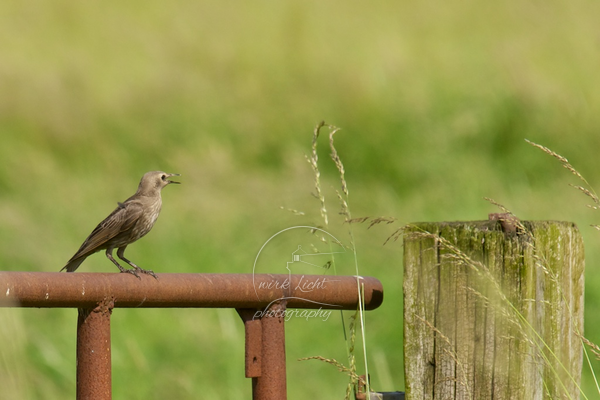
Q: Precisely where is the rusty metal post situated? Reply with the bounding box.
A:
[253,301,287,400]
[77,297,114,400]
[237,309,262,378]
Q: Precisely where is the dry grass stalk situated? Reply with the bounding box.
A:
[577,333,600,361]
[526,139,581,178]
[298,356,364,382]
[526,139,600,207]
[299,308,362,400]
[383,225,405,245]
[279,206,305,216]
[367,216,397,229]
[329,126,348,198]
[570,185,600,209]
[304,121,371,398]
[346,216,370,224]
[345,216,397,230]
[336,190,350,221]
[298,354,365,400]
[307,121,329,227]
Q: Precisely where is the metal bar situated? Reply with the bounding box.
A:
[0,273,383,310]
[253,301,287,400]
[237,308,262,378]
[2,272,384,398]
[77,297,114,400]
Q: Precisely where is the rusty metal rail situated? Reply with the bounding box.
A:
[0,272,383,400]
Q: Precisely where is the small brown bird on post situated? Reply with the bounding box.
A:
[61,171,180,278]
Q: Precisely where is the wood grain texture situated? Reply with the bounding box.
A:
[403,220,584,400]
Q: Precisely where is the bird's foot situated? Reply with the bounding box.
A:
[116,265,141,279]
[136,267,158,280]
[116,256,158,279]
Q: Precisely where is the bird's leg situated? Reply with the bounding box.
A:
[106,248,140,278]
[117,246,158,279]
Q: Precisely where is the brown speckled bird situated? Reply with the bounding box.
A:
[61,171,180,278]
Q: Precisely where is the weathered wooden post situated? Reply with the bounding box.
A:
[403,216,584,400]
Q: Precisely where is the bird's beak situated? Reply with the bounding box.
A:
[167,173,181,184]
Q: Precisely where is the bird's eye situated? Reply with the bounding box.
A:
[161,174,167,181]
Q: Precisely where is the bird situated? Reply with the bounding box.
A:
[61,171,180,278]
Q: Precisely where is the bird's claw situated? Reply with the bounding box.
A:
[138,268,158,280]
[120,268,141,279]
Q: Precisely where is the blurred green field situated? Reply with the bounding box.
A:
[2,1,600,398]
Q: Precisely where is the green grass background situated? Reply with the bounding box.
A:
[2,1,600,398]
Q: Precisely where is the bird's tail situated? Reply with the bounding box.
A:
[61,257,86,272]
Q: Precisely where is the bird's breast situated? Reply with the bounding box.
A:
[130,198,162,240]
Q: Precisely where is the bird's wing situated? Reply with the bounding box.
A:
[68,201,144,260]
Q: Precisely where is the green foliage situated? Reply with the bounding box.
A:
[1,1,600,398]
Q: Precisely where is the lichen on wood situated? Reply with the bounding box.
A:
[403,220,584,400]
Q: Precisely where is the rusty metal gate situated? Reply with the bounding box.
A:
[1,272,383,399]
